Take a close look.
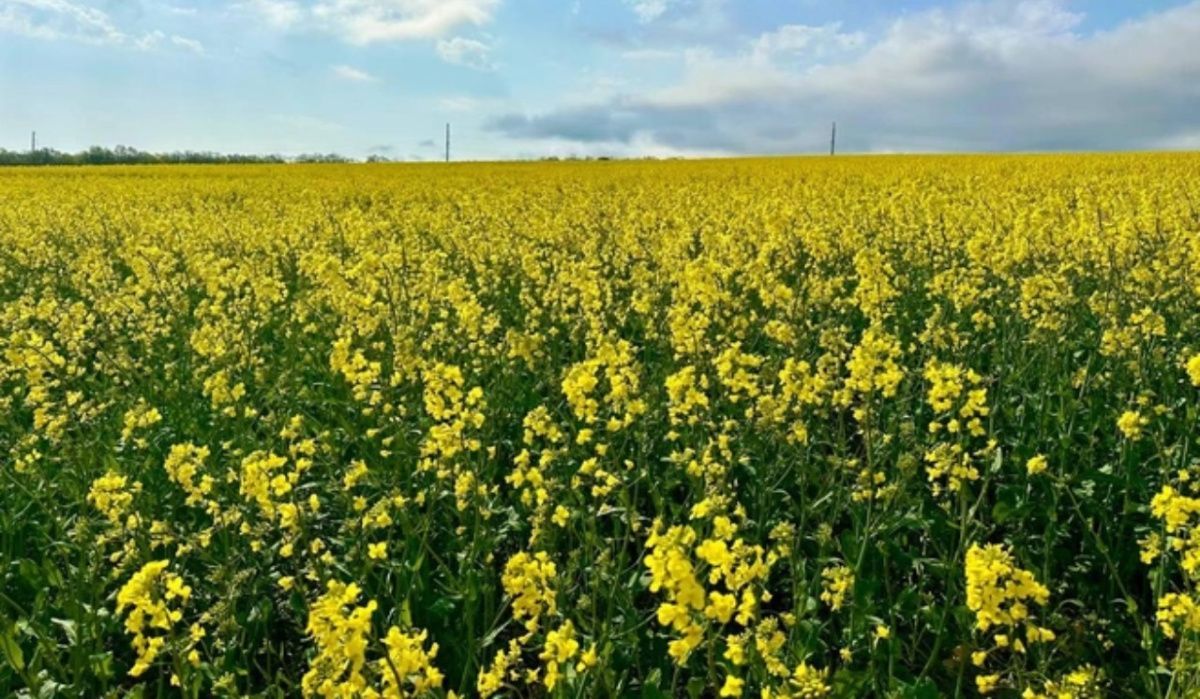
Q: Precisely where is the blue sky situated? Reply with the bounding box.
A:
[1,0,1198,159]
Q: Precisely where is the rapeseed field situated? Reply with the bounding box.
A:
[3,154,1200,697]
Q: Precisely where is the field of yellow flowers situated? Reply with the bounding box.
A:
[2,154,1200,697]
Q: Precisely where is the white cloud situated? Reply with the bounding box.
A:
[1151,130,1200,151]
[752,22,865,61]
[620,48,675,61]
[0,0,208,53]
[241,0,501,44]
[439,95,486,111]
[625,0,671,23]
[332,63,378,82]
[490,0,1200,154]
[243,0,303,29]
[312,0,499,44]
[0,0,125,44]
[436,36,494,70]
[134,28,166,50]
[620,0,727,33]
[170,35,205,53]
[134,30,203,53]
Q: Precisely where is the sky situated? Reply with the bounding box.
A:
[1,0,1199,160]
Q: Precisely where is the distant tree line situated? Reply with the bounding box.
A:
[0,144,683,166]
[0,145,357,166]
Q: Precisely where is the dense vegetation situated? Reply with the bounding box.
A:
[2,155,1200,698]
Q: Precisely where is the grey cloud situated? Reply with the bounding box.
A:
[489,106,645,143]
[489,1,1200,154]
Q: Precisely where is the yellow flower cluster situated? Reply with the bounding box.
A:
[1188,354,1200,387]
[302,581,378,696]
[116,560,190,677]
[966,543,1050,633]
[163,442,216,511]
[1022,665,1102,699]
[501,550,558,635]
[1116,410,1148,440]
[645,522,706,661]
[238,450,292,518]
[646,513,779,679]
[924,359,989,437]
[302,580,443,698]
[379,627,445,698]
[819,563,854,612]
[924,442,980,497]
[1147,477,1200,644]
[87,471,142,526]
[843,327,904,405]
[538,620,579,690]
[120,400,162,446]
[561,338,647,431]
[966,543,1056,694]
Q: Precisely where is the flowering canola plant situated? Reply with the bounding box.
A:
[2,154,1200,697]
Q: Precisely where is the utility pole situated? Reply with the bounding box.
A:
[31,131,36,153]
[830,122,836,156]
[445,123,450,163]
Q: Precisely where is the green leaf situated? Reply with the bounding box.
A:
[897,677,940,699]
[640,669,667,699]
[89,652,114,681]
[992,492,1016,524]
[17,559,40,587]
[36,677,64,699]
[400,597,412,627]
[51,618,78,646]
[41,560,63,589]
[1,625,24,672]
